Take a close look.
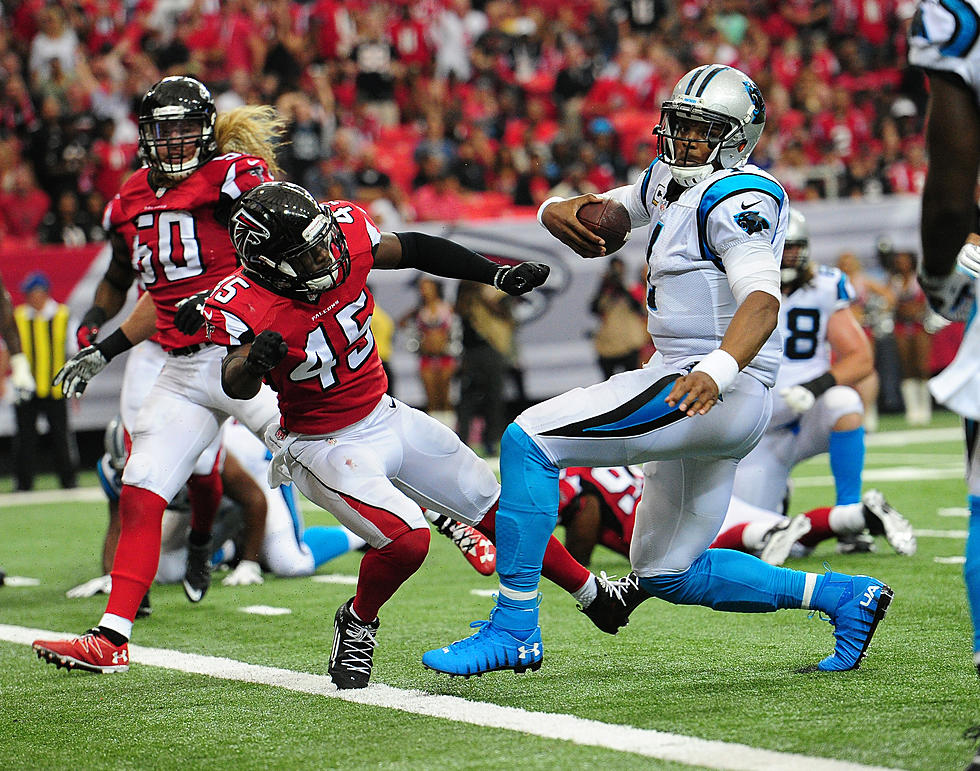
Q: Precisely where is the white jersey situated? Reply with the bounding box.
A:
[776,265,856,390]
[909,0,980,100]
[608,161,786,387]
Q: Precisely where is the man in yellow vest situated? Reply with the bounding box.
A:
[13,271,76,491]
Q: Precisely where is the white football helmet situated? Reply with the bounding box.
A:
[655,64,766,187]
[781,208,811,290]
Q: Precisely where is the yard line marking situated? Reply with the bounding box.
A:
[934,556,966,564]
[1,624,898,771]
[865,427,961,447]
[793,466,963,487]
[310,574,358,585]
[240,605,292,616]
[0,488,104,507]
[1,576,40,587]
[470,589,496,597]
[914,529,968,539]
[939,508,970,518]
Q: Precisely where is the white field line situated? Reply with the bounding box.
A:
[0,488,104,507]
[864,427,961,447]
[1,623,898,771]
[939,508,970,518]
[914,529,968,538]
[793,466,963,487]
[934,556,967,564]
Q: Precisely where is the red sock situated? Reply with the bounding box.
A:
[710,523,749,550]
[476,502,591,594]
[106,485,167,624]
[187,463,222,538]
[352,528,430,621]
[799,507,834,548]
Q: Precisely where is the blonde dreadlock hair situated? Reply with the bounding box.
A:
[215,105,287,179]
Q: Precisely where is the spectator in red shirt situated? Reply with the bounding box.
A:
[0,163,50,241]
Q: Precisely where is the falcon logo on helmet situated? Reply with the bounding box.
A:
[229,182,351,299]
[231,209,272,253]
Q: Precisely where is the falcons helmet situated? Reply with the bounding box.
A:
[138,76,218,181]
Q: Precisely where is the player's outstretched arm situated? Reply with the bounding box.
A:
[921,74,980,279]
[373,232,550,296]
[77,233,137,348]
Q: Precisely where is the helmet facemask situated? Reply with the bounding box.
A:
[139,113,213,181]
[280,214,351,296]
[656,105,739,187]
[781,240,812,292]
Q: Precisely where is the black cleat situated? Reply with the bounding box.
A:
[329,597,379,689]
[136,590,152,619]
[183,540,212,603]
[579,571,651,635]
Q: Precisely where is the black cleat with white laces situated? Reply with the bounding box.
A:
[579,571,651,634]
[183,539,212,603]
[329,597,380,689]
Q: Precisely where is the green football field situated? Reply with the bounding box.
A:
[1,412,977,770]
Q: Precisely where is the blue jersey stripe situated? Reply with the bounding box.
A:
[696,172,785,266]
[639,160,657,214]
[836,274,849,301]
[939,0,980,57]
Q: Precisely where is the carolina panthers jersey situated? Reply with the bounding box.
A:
[204,200,388,434]
[103,152,272,351]
[909,0,980,100]
[606,161,786,387]
[776,265,856,389]
[558,465,642,556]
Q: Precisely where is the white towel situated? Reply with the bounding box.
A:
[930,312,980,420]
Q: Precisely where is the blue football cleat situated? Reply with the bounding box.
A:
[813,570,894,672]
[423,614,543,677]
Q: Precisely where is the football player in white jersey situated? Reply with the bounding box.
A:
[424,65,894,678]
[726,209,915,558]
[909,0,980,695]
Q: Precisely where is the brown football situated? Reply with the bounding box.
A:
[575,199,631,254]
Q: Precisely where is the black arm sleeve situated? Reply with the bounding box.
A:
[395,232,499,285]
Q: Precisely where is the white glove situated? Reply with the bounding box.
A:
[779,384,816,415]
[957,239,980,278]
[66,574,112,598]
[222,560,264,586]
[8,353,35,404]
[53,345,109,398]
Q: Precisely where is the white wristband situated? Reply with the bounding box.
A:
[691,349,740,394]
[537,196,565,226]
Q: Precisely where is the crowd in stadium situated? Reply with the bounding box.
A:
[0,0,925,241]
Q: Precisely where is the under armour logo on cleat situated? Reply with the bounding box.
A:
[518,643,540,660]
[112,650,128,664]
[860,585,880,608]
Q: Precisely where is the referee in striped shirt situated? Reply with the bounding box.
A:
[13,272,77,491]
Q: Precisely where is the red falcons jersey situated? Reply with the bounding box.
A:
[204,201,388,434]
[558,466,643,557]
[102,152,272,351]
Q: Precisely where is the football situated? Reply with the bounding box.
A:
[576,198,631,254]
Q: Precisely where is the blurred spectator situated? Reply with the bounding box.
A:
[399,278,458,425]
[455,280,514,456]
[889,251,932,425]
[351,8,400,127]
[589,256,647,378]
[12,271,77,491]
[28,6,79,85]
[837,251,895,432]
[0,163,49,241]
[39,191,93,246]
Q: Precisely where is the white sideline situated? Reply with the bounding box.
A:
[2,624,897,771]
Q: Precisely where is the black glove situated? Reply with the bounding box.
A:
[493,262,551,296]
[174,291,210,335]
[76,306,108,349]
[245,330,288,376]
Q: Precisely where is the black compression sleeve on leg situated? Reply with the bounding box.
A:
[395,232,499,285]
